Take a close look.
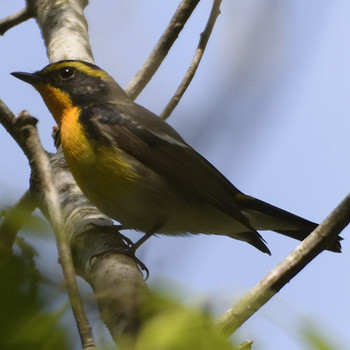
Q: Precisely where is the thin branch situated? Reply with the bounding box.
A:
[160,0,222,120]
[125,0,200,99]
[0,190,36,256]
[15,111,97,350]
[0,100,38,255]
[0,7,33,36]
[0,99,34,159]
[214,193,350,337]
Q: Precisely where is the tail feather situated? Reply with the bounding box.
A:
[237,194,342,253]
[233,231,272,255]
[275,228,342,253]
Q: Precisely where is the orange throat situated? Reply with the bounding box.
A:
[35,82,91,161]
[35,83,74,127]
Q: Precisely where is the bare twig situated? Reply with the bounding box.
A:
[0,7,33,36]
[160,0,222,120]
[214,193,350,337]
[0,100,38,255]
[15,111,97,350]
[0,99,34,158]
[0,190,36,256]
[125,0,200,99]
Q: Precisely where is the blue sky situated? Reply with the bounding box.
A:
[1,1,349,349]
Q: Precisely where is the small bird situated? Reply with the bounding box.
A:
[12,60,342,254]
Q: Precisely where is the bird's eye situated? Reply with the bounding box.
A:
[59,67,76,80]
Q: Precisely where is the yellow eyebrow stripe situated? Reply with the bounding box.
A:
[43,61,108,79]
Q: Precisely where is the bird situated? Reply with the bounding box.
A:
[11,60,342,255]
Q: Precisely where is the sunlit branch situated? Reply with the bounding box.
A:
[160,0,222,120]
[0,7,33,36]
[125,0,200,99]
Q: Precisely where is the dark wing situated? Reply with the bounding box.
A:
[82,102,256,232]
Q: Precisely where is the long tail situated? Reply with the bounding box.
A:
[238,195,342,253]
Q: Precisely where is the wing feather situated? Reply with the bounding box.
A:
[84,102,255,231]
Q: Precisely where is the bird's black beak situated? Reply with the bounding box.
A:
[11,71,47,85]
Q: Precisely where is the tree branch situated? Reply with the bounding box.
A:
[32,146,147,341]
[14,111,97,349]
[0,99,36,159]
[160,0,222,120]
[0,100,38,256]
[125,0,200,99]
[0,7,33,36]
[29,0,94,63]
[214,193,350,337]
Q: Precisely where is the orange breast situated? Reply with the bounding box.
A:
[60,106,93,161]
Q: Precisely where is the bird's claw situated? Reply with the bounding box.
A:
[89,243,149,280]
